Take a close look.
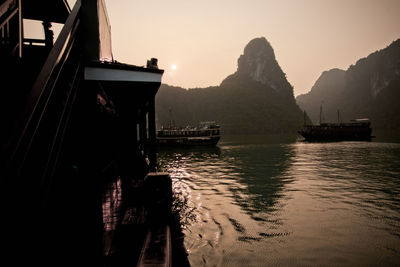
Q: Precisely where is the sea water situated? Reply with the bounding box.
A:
[158,135,400,266]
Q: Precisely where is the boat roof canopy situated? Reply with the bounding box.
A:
[23,0,71,23]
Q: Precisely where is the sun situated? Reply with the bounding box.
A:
[171,64,177,70]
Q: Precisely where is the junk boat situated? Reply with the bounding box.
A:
[298,119,373,141]
[298,108,373,141]
[157,121,221,146]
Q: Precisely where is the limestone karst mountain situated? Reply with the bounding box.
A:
[296,38,400,129]
[236,37,294,100]
[156,37,304,134]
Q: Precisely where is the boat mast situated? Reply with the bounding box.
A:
[319,104,322,125]
[168,107,173,128]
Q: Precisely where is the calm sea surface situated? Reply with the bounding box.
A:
[157,135,400,266]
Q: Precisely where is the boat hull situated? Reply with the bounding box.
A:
[156,136,220,147]
[298,124,372,141]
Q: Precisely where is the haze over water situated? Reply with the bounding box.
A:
[158,135,400,266]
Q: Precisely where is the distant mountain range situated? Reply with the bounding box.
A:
[156,37,304,134]
[296,39,400,129]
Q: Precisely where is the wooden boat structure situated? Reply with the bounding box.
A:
[298,108,373,141]
[1,0,189,265]
[157,121,221,146]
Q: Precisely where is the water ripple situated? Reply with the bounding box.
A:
[158,137,400,266]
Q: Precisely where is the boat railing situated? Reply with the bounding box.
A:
[9,0,82,182]
[0,0,20,56]
[157,127,220,137]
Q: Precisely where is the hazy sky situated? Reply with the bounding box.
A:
[103,0,400,96]
[30,0,400,96]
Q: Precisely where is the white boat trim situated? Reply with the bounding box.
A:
[84,66,162,82]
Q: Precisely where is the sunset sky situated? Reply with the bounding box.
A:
[31,0,400,96]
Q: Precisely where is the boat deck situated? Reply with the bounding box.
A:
[102,172,189,266]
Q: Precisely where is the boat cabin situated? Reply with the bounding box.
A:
[1,0,164,262]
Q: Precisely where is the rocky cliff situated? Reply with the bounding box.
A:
[156,37,304,134]
[296,38,400,129]
[296,68,346,124]
[236,37,294,99]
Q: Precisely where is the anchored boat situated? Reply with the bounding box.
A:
[298,108,373,141]
[298,119,373,141]
[156,121,221,146]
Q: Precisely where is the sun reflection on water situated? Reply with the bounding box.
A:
[158,138,400,266]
